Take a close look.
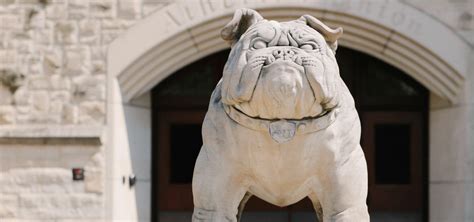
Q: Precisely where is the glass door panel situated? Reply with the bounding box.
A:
[156,111,206,211]
[362,112,423,212]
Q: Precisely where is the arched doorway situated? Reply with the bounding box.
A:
[151,47,428,221]
[107,2,471,221]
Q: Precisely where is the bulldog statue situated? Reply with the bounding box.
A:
[192,8,370,222]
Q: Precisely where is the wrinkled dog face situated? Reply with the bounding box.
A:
[220,9,343,120]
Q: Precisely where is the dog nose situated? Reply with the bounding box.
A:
[273,49,295,60]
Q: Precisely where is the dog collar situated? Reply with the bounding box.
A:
[223,104,338,143]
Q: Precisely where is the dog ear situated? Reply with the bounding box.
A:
[298,15,343,54]
[221,8,263,44]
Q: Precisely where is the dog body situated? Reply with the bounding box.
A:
[192,9,369,222]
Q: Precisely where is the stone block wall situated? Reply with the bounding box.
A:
[0,139,103,221]
[0,0,168,221]
[0,0,168,125]
[406,0,474,45]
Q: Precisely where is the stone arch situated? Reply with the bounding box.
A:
[106,1,474,221]
[108,0,470,104]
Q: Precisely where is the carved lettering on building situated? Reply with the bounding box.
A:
[163,0,422,35]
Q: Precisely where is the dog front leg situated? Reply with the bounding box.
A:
[192,148,248,222]
[317,146,370,222]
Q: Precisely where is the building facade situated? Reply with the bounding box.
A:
[0,0,473,221]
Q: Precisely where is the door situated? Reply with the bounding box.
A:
[152,50,228,215]
[337,47,428,219]
[156,111,206,210]
[362,112,423,211]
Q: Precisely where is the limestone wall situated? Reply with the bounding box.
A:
[0,139,103,221]
[407,0,473,45]
[0,0,170,125]
[0,0,167,221]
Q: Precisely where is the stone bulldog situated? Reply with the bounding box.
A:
[192,8,370,222]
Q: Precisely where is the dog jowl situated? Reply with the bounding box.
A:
[192,8,370,222]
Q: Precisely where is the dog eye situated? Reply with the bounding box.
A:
[300,44,315,50]
[252,40,267,49]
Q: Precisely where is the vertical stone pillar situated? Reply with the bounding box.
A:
[105,77,152,221]
[466,49,474,222]
[429,49,474,222]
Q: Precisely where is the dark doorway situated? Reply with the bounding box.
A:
[151,48,428,221]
